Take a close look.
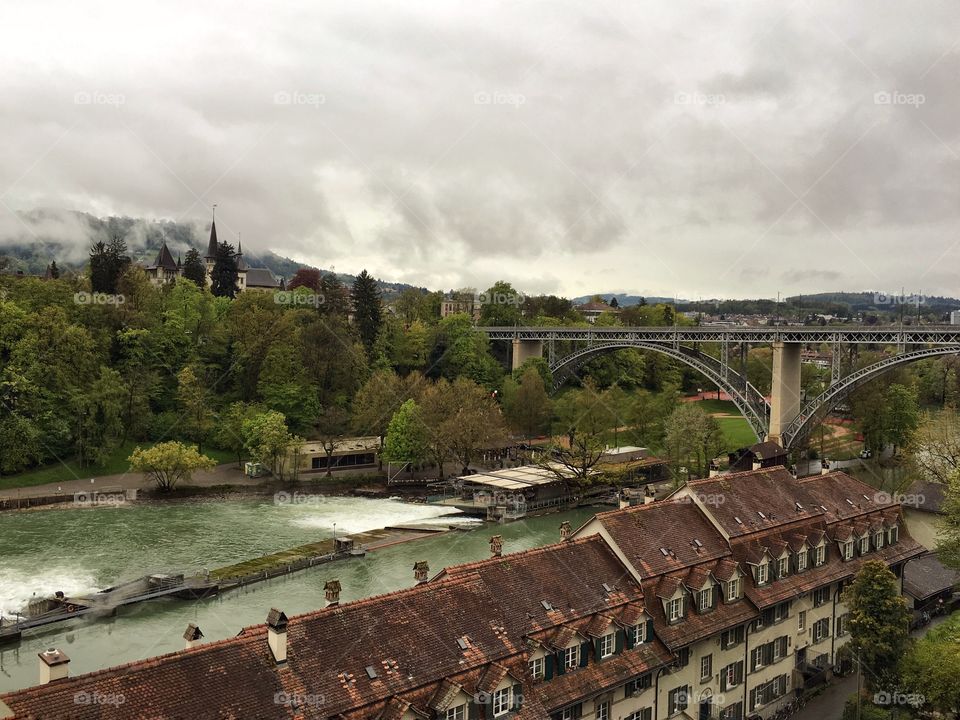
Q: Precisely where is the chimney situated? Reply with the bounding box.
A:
[183,623,203,650]
[38,648,70,684]
[489,535,503,557]
[266,609,288,664]
[324,579,341,606]
[559,521,572,541]
[413,561,429,584]
[821,459,830,476]
[709,462,720,478]
[643,486,656,505]
[751,459,762,471]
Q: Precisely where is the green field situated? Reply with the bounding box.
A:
[715,416,759,451]
[0,441,237,492]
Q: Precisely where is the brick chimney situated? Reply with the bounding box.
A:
[821,459,830,475]
[324,579,342,606]
[489,535,503,557]
[38,648,70,684]
[559,521,572,541]
[413,561,429,584]
[183,623,204,650]
[266,609,288,664]
[709,462,720,478]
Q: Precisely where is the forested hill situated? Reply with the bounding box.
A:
[0,208,418,295]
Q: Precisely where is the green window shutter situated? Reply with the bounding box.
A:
[625,626,635,650]
[625,681,634,698]
[556,651,566,676]
[594,638,602,662]
[579,642,590,667]
[615,628,625,654]
[544,654,554,680]
[645,619,654,643]
[720,667,727,692]
[512,683,522,710]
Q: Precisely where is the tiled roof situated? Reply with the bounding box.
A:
[903,553,960,602]
[593,499,729,577]
[798,471,899,522]
[906,480,946,513]
[246,267,281,288]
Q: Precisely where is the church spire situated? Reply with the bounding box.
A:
[205,205,218,259]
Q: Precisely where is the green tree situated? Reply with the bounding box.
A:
[70,366,126,466]
[181,248,206,287]
[257,334,320,433]
[937,470,960,571]
[352,370,410,453]
[663,403,723,478]
[210,241,239,298]
[883,383,920,455]
[478,281,522,326]
[215,401,263,469]
[542,383,616,497]
[428,314,503,387]
[128,441,217,492]
[177,365,214,453]
[242,410,301,480]
[438,378,508,474]
[351,269,383,355]
[315,405,350,477]
[502,367,553,439]
[900,610,960,715]
[841,559,912,693]
[89,236,130,294]
[382,399,428,476]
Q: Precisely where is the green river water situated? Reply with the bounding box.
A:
[0,496,596,693]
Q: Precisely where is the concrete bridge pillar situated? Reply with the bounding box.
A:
[766,341,802,447]
[511,339,543,371]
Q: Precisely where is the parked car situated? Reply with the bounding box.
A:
[859,448,872,459]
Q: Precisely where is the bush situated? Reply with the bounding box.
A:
[841,694,891,720]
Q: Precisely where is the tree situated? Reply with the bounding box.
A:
[70,366,126,466]
[352,270,383,355]
[288,267,322,293]
[315,405,350,477]
[883,383,920,455]
[900,610,960,715]
[352,370,410,456]
[663,403,723,479]
[840,559,912,693]
[502,367,553,439]
[48,261,60,279]
[937,470,960,571]
[177,365,214,454]
[210,241,239,298]
[89,236,130,293]
[382,399,428,475]
[215,401,263,469]
[318,272,350,317]
[242,410,301,480]
[438,378,508,474]
[128,441,216,492]
[478,280,522,326]
[181,248,207,287]
[427,314,503,387]
[257,335,320,433]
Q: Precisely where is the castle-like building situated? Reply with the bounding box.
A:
[144,217,283,292]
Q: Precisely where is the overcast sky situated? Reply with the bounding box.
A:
[0,1,958,299]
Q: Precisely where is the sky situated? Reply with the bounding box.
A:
[0,1,958,299]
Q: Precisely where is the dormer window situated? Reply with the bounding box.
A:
[797,551,807,572]
[668,597,684,622]
[564,645,580,669]
[777,556,789,578]
[888,525,899,544]
[727,577,740,601]
[599,632,616,658]
[841,541,854,560]
[446,706,466,720]
[699,587,713,610]
[757,562,770,586]
[529,656,545,680]
[814,544,825,566]
[858,536,869,555]
[874,531,884,549]
[631,623,646,645]
[492,687,512,717]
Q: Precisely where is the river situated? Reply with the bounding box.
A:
[0,496,596,693]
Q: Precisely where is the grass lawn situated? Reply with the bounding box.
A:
[715,416,759,452]
[0,441,237,492]
[694,398,739,415]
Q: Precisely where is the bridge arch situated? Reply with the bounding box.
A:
[550,341,768,442]
[781,345,960,449]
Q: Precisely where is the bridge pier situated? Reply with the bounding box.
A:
[511,339,543,371]
[766,341,802,447]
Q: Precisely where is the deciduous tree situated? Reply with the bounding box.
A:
[128,441,216,492]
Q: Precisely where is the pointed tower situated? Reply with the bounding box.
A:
[235,234,248,291]
[204,207,218,286]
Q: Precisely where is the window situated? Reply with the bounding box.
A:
[599,633,615,658]
[626,673,652,695]
[772,636,787,662]
[874,531,884,549]
[757,562,769,585]
[727,577,740,601]
[668,597,683,622]
[555,706,580,720]
[750,646,764,671]
[721,661,743,690]
[814,544,825,566]
[859,536,870,555]
[842,541,854,560]
[667,686,689,716]
[699,587,712,610]
[631,623,645,645]
[492,687,512,717]
[721,702,744,720]
[813,586,831,607]
[595,701,609,720]
[778,556,789,578]
[749,675,788,711]
[625,710,652,720]
[720,625,744,650]
[813,618,830,643]
[676,647,690,668]
[700,654,712,682]
[836,613,849,637]
[888,525,899,544]
[446,706,466,720]
[529,657,544,680]
[774,602,788,623]
[797,551,807,572]
[564,645,580,669]
[798,610,806,632]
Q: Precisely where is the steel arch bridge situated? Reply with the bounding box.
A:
[482,325,960,451]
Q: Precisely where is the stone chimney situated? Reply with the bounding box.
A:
[821,459,830,475]
[183,623,203,650]
[559,521,572,541]
[266,609,288,664]
[643,485,656,505]
[38,648,70,684]
[709,462,720,478]
[751,459,762,471]
[413,561,430,584]
[324,579,341,606]
[489,535,503,557]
